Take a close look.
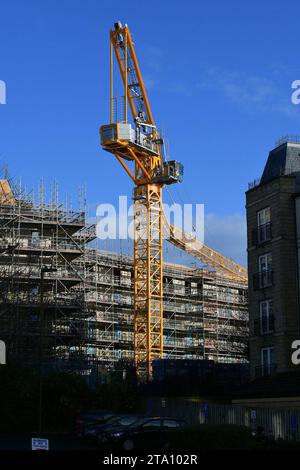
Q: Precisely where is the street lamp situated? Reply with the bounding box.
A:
[38,265,57,434]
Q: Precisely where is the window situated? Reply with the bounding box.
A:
[186,334,193,346]
[116,416,139,426]
[29,287,39,302]
[261,347,275,376]
[142,419,161,428]
[115,327,122,341]
[259,300,274,334]
[31,231,40,247]
[257,207,270,227]
[115,349,122,359]
[191,282,197,295]
[259,253,272,272]
[256,207,271,244]
[162,419,180,428]
[257,253,273,288]
[173,278,185,295]
[120,270,131,287]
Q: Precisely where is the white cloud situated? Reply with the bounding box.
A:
[196,66,297,117]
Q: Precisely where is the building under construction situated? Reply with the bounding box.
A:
[0,178,248,376]
[84,251,248,369]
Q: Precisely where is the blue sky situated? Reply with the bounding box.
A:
[1,0,300,265]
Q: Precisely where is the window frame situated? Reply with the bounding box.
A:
[141,419,162,429]
[162,419,180,428]
[261,346,274,376]
[257,253,273,288]
[256,207,271,244]
[258,253,272,272]
[259,299,273,334]
[257,207,271,227]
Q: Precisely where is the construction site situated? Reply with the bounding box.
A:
[5,0,300,457]
[0,22,249,382]
[0,175,248,380]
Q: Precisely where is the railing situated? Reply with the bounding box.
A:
[253,315,275,335]
[248,178,261,190]
[0,264,83,280]
[0,204,85,224]
[0,291,84,307]
[252,223,272,246]
[73,224,97,241]
[253,270,273,289]
[85,272,132,288]
[163,302,198,313]
[275,135,300,147]
[16,237,82,252]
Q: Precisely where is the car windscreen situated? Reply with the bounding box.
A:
[141,419,161,428]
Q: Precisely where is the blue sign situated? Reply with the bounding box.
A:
[290,415,298,431]
[202,404,209,417]
[31,438,49,451]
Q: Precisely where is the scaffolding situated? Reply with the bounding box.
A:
[0,177,95,372]
[82,255,248,368]
[0,178,249,374]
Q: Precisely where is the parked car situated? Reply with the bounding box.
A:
[75,410,116,437]
[115,417,187,451]
[82,414,148,445]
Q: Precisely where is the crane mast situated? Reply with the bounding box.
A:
[100,22,183,381]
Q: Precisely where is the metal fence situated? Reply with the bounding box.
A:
[146,398,300,441]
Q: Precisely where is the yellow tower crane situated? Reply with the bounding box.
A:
[100,22,183,381]
[100,22,247,381]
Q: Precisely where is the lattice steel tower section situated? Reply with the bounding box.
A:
[100,22,183,380]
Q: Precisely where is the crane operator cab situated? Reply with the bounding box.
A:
[153,160,184,185]
[100,122,183,185]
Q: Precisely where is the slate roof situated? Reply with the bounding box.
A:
[261,141,300,185]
